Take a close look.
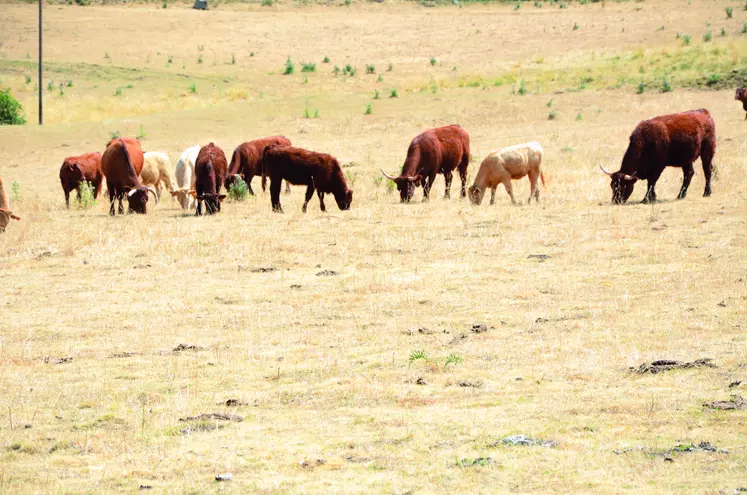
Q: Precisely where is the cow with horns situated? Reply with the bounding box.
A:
[600,109,715,204]
[736,87,747,120]
[101,138,158,215]
[381,124,470,203]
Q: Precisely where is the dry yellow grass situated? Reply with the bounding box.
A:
[1,1,747,493]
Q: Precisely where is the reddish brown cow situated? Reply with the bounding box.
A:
[736,88,747,120]
[600,108,715,204]
[225,136,291,194]
[263,145,352,213]
[194,143,228,215]
[101,138,157,215]
[381,124,470,202]
[59,152,103,208]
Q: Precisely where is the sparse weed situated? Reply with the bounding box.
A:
[189,83,197,93]
[114,87,122,96]
[575,113,583,121]
[373,90,380,100]
[662,79,673,92]
[726,7,733,18]
[546,99,553,107]
[228,177,250,201]
[515,80,528,95]
[323,56,330,63]
[548,111,557,120]
[703,30,712,42]
[637,81,646,94]
[706,73,721,85]
[47,81,55,91]
[682,33,692,45]
[136,124,147,140]
[197,54,203,64]
[387,62,393,72]
[573,22,579,31]
[231,53,236,65]
[284,57,295,75]
[366,64,376,74]
[343,64,357,76]
[333,65,340,76]
[389,88,398,98]
[430,57,437,66]
[721,28,726,37]
[365,103,373,115]
[11,181,21,203]
[104,51,110,59]
[24,74,31,84]
[301,62,316,73]
[377,74,383,83]
[77,180,97,209]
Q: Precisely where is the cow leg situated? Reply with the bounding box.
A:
[443,171,453,199]
[422,176,432,202]
[196,199,203,216]
[270,177,283,213]
[528,173,540,204]
[317,191,326,212]
[677,164,695,200]
[490,187,497,206]
[117,193,125,215]
[701,141,715,197]
[108,187,116,216]
[246,175,255,196]
[503,179,517,205]
[459,167,468,199]
[641,180,659,204]
[93,180,102,200]
[302,183,316,213]
[64,189,70,209]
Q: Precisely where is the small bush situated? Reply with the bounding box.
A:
[743,21,747,33]
[167,55,173,64]
[162,0,167,8]
[333,65,340,76]
[389,88,398,98]
[11,181,21,203]
[575,113,583,121]
[47,80,55,91]
[189,83,197,93]
[58,83,64,96]
[110,130,120,141]
[0,88,27,125]
[365,103,373,115]
[114,87,122,96]
[726,6,733,18]
[228,177,250,201]
[662,79,673,92]
[24,74,31,84]
[546,99,553,108]
[77,180,97,209]
[706,73,721,85]
[67,80,73,87]
[548,111,557,120]
[559,1,567,8]
[703,30,712,42]
[682,33,691,45]
[323,56,330,63]
[373,90,380,100]
[515,80,528,95]
[514,2,520,9]
[637,81,646,94]
[721,28,727,37]
[366,64,375,74]
[301,62,316,73]
[197,54,203,64]
[343,64,357,76]
[283,57,295,75]
[430,57,437,66]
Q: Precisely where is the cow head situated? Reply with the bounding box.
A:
[65,161,84,181]
[127,186,158,214]
[381,169,422,203]
[334,188,353,211]
[600,165,638,204]
[736,87,747,110]
[170,188,192,209]
[467,185,485,205]
[194,192,226,214]
[0,209,20,233]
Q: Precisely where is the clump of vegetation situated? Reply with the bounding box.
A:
[283,57,295,75]
[373,90,380,100]
[136,124,147,140]
[387,62,393,72]
[114,87,122,96]
[189,83,197,94]
[365,103,373,115]
[24,74,31,85]
[261,0,273,5]
[167,55,173,64]
[743,21,747,33]
[662,79,673,92]
[389,88,398,98]
[67,80,73,88]
[548,111,557,120]
[301,62,316,73]
[366,64,376,74]
[11,181,21,203]
[109,130,120,141]
[706,73,721,86]
[573,22,579,31]
[559,1,567,8]
[430,57,437,66]
[0,88,27,125]
[575,113,583,121]
[104,51,111,59]
[47,80,55,92]
[323,56,330,63]
[703,30,712,42]
[197,54,203,64]
[681,33,692,45]
[721,27,727,37]
[514,80,528,95]
[231,53,236,65]
[162,0,167,8]
[546,99,553,108]
[228,177,250,201]
[637,81,646,94]
[333,65,340,76]
[726,6,733,18]
[408,350,464,372]
[343,64,357,76]
[77,180,97,209]
[377,74,383,83]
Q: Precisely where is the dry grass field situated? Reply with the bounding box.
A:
[1,0,747,493]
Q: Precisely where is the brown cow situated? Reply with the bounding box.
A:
[101,138,157,215]
[225,136,291,195]
[381,124,470,202]
[600,108,715,204]
[193,143,228,215]
[263,145,352,213]
[59,152,103,208]
[736,88,747,120]
[0,176,21,233]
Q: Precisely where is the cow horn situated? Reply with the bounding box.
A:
[599,164,614,176]
[380,169,398,180]
[620,173,637,182]
[127,188,137,197]
[147,187,158,204]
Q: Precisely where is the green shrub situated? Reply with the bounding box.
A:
[662,79,673,92]
[546,99,553,108]
[283,57,294,75]
[197,54,203,64]
[743,21,747,33]
[136,124,147,140]
[77,180,97,209]
[573,22,579,31]
[373,90,380,100]
[389,88,398,98]
[377,74,383,82]
[726,6,733,18]
[366,64,375,74]
[11,181,21,203]
[365,103,372,115]
[703,30,712,42]
[637,81,646,94]
[333,65,340,76]
[47,80,55,91]
[682,33,691,45]
[301,62,316,72]
[114,87,122,96]
[24,74,31,85]
[721,28,726,37]
[189,83,197,93]
[515,80,528,95]
[430,57,437,66]
[261,0,273,5]
[343,64,357,76]
[323,56,330,63]
[228,177,250,201]
[548,111,557,120]
[706,73,721,85]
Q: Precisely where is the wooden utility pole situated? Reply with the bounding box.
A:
[38,0,42,125]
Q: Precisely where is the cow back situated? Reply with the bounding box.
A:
[195,143,228,194]
[102,138,144,192]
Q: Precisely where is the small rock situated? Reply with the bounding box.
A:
[527,254,551,261]
[470,324,488,334]
[729,381,742,388]
[290,284,302,289]
[458,457,493,467]
[515,377,523,381]
[457,380,484,388]
[215,473,232,482]
[299,458,326,469]
[250,267,276,273]
[498,434,556,447]
[225,399,245,407]
[139,486,153,491]
[718,301,727,307]
[703,395,746,411]
[316,270,338,276]
[415,377,427,385]
[173,344,203,352]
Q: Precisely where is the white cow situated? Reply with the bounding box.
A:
[468,142,544,205]
[170,145,200,210]
[140,152,177,201]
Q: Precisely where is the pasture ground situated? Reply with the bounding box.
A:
[1,0,747,493]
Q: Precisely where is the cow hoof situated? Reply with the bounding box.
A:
[703,191,712,197]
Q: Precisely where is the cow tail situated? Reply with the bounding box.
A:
[540,171,546,188]
[261,146,269,192]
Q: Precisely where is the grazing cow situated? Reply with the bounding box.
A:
[736,88,747,120]
[101,138,157,215]
[468,142,545,206]
[263,145,353,213]
[600,108,715,204]
[59,152,103,208]
[140,152,177,200]
[170,145,200,210]
[0,177,21,233]
[193,143,228,215]
[381,124,470,202]
[225,136,291,195]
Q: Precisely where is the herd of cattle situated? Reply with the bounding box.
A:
[1,88,746,233]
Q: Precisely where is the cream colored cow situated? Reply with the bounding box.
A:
[468,142,544,206]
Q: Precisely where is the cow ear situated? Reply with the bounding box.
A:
[413,174,423,186]
[189,190,197,198]
[218,195,226,201]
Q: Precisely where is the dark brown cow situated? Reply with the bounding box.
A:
[59,152,103,208]
[381,124,470,202]
[263,145,352,213]
[194,143,228,216]
[736,88,747,120]
[101,138,157,215]
[600,109,715,204]
[225,136,291,195]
